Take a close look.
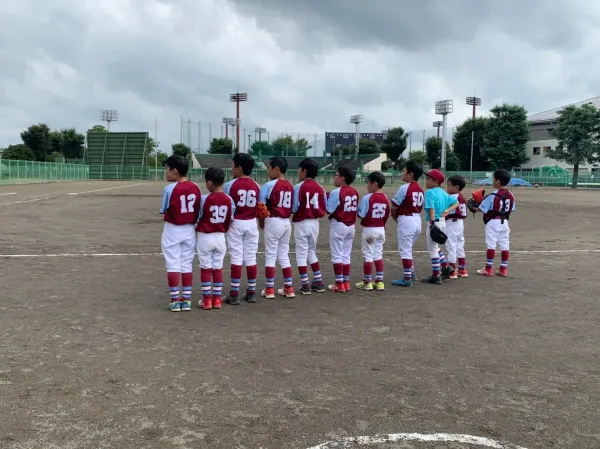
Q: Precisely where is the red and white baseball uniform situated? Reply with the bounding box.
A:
[445,192,467,267]
[196,191,235,268]
[478,189,516,251]
[292,178,326,267]
[357,192,390,263]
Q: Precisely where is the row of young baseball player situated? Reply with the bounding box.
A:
[160,153,516,312]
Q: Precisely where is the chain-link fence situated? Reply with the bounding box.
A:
[0,159,89,185]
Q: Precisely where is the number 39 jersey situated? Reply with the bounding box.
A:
[195,192,236,233]
[292,178,326,222]
[259,178,294,219]
[223,177,260,220]
[391,181,424,215]
[357,192,390,227]
[160,181,202,225]
[326,185,359,226]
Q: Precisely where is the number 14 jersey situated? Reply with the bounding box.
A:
[160,181,202,225]
[196,192,236,233]
[292,178,326,222]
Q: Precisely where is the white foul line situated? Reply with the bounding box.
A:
[0,197,51,207]
[306,432,527,449]
[0,192,17,196]
[68,183,142,195]
[0,249,599,258]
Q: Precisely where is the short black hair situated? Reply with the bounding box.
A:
[268,156,288,174]
[164,154,189,177]
[367,171,385,188]
[404,160,423,181]
[494,169,511,187]
[232,153,255,176]
[337,166,356,185]
[205,167,225,186]
[447,175,466,191]
[298,157,318,179]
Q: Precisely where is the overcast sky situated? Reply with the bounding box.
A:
[2,0,600,154]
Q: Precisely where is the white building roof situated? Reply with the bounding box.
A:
[527,96,600,124]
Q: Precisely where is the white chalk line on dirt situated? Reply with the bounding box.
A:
[306,432,527,449]
[0,197,52,206]
[68,183,142,195]
[1,249,599,258]
[0,192,17,196]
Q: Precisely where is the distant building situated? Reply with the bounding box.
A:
[325,132,386,155]
[524,96,600,175]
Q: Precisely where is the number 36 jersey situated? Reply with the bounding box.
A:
[327,185,359,226]
[160,181,202,226]
[391,181,424,215]
[259,178,294,219]
[196,192,236,233]
[223,177,260,220]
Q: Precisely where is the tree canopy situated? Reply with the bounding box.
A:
[425,137,442,166]
[381,127,408,161]
[482,103,529,169]
[452,117,491,171]
[208,138,233,155]
[172,143,192,159]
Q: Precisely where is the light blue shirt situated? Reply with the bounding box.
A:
[478,189,516,214]
[326,187,342,214]
[223,179,235,196]
[424,187,458,220]
[159,183,177,214]
[391,183,409,206]
[357,193,372,218]
[259,179,278,203]
[292,181,304,213]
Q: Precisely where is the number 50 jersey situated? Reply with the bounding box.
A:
[196,192,236,233]
[327,185,359,226]
[223,177,261,220]
[391,181,424,215]
[160,181,202,225]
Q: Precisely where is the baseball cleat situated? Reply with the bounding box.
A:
[477,267,494,277]
[328,283,346,293]
[244,292,257,303]
[224,294,240,306]
[180,300,192,311]
[212,296,222,309]
[311,281,326,293]
[344,282,351,292]
[355,281,374,291]
[277,286,295,298]
[441,266,455,279]
[169,301,182,312]
[299,285,312,295]
[496,268,509,277]
[421,275,442,285]
[374,281,385,291]
[199,297,213,310]
[448,271,458,279]
[457,269,469,278]
[261,288,276,299]
[391,279,413,287]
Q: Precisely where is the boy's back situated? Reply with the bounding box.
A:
[161,181,202,225]
[196,191,235,234]
[261,178,294,218]
[224,177,260,220]
[328,185,359,225]
[359,191,390,227]
[292,178,326,222]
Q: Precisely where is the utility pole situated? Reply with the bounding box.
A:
[229,93,248,152]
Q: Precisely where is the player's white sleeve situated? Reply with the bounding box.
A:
[391,183,408,206]
[478,194,494,214]
[197,194,208,220]
[159,183,176,214]
[446,192,458,208]
[326,188,341,214]
[223,179,234,196]
[292,181,303,213]
[259,180,275,203]
[357,193,371,218]
[512,197,516,212]
[229,195,236,220]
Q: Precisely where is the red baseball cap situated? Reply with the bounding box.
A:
[425,169,445,184]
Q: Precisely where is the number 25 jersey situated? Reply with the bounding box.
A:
[391,181,424,215]
[223,177,261,220]
[195,192,236,233]
[327,185,359,226]
[160,181,202,225]
[259,178,294,219]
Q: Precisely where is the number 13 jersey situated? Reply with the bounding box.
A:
[160,181,202,225]
[391,181,424,215]
[327,185,359,226]
[223,177,261,220]
[259,178,294,219]
[196,191,236,233]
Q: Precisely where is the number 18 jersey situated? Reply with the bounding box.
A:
[195,192,235,233]
[327,185,359,226]
[160,181,202,225]
[391,181,424,215]
[224,177,260,220]
[259,178,294,219]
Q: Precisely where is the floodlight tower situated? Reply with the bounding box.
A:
[100,110,118,131]
[254,127,267,142]
[432,121,443,138]
[350,114,363,159]
[466,96,482,118]
[435,100,453,169]
[230,92,248,153]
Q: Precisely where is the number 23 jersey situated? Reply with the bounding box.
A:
[259,178,294,219]
[327,185,359,226]
[196,191,236,233]
[223,177,260,220]
[160,181,202,225]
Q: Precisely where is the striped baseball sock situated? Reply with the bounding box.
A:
[362,261,373,282]
[298,266,309,286]
[265,266,275,289]
[246,265,257,294]
[310,262,322,283]
[374,259,384,282]
[342,264,351,283]
[402,259,413,282]
[438,250,449,268]
[500,251,509,269]
[181,272,193,300]
[212,268,223,298]
[167,272,180,302]
[200,268,212,300]
[486,249,495,269]
[282,266,293,288]
[431,258,441,277]
[229,264,242,297]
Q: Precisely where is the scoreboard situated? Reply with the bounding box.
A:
[325,132,386,155]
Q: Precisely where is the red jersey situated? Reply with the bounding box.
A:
[358,192,391,227]
[195,192,235,233]
[480,189,515,223]
[292,178,326,222]
[327,185,359,226]
[224,176,260,220]
[160,181,202,225]
[260,178,294,219]
[391,181,424,215]
[447,193,468,220]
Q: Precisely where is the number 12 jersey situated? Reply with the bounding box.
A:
[160,181,202,225]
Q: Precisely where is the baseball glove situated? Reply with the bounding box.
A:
[365,235,376,244]
[467,188,485,213]
[256,202,270,220]
[429,223,448,245]
[466,198,478,213]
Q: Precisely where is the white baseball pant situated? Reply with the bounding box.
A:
[196,232,227,269]
[294,219,320,267]
[397,214,422,260]
[485,219,510,250]
[445,219,465,264]
[161,222,196,272]
[361,227,385,262]
[426,218,446,258]
[329,219,355,264]
[264,217,292,268]
[227,219,259,266]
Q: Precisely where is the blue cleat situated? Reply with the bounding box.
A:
[391,279,413,287]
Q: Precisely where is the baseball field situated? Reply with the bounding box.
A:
[1,181,599,449]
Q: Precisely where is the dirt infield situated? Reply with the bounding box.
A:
[1,181,600,449]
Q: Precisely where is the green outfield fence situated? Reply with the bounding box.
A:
[0,159,89,185]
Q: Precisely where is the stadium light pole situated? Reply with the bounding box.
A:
[230,93,248,153]
[466,96,482,119]
[432,121,443,139]
[254,127,266,142]
[100,110,118,131]
[223,117,235,140]
[435,100,453,169]
[350,114,363,160]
